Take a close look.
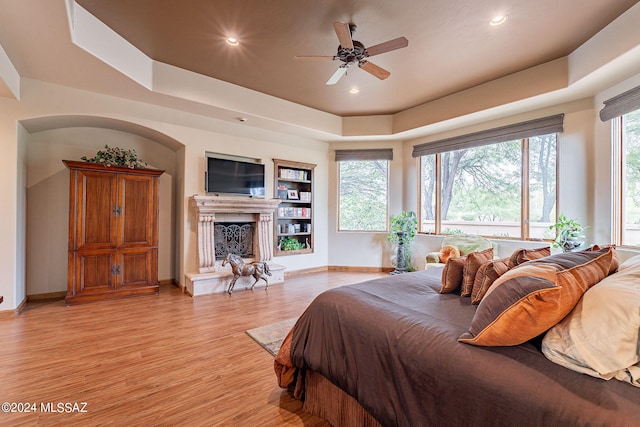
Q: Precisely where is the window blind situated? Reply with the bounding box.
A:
[599,85,640,121]
[334,148,393,161]
[412,114,564,157]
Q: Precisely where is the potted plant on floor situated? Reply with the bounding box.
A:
[388,211,418,273]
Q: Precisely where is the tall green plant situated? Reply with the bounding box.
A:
[387,211,418,271]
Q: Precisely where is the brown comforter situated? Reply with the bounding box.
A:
[275,268,640,427]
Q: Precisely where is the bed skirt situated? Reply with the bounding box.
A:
[303,370,382,427]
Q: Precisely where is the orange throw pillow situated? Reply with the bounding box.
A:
[471,257,511,304]
[508,246,551,268]
[460,248,494,297]
[439,245,461,264]
[440,256,466,293]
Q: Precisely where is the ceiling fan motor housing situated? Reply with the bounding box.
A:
[336,40,367,64]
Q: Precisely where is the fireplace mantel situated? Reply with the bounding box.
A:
[191,195,282,215]
[186,195,285,296]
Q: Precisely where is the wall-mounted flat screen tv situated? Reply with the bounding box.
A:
[205,156,265,197]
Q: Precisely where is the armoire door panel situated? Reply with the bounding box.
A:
[119,175,155,246]
[78,171,118,249]
[76,250,116,294]
[118,248,153,288]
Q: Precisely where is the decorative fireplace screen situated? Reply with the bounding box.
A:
[214,222,255,259]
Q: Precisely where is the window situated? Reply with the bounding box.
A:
[338,159,389,231]
[415,116,560,239]
[601,84,640,247]
[616,108,640,246]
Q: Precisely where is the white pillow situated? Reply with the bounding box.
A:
[618,254,640,273]
[542,263,640,386]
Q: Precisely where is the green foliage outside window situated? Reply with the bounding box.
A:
[622,109,640,245]
[421,133,557,239]
[339,160,388,231]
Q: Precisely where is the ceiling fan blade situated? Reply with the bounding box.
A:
[333,22,354,49]
[359,61,390,80]
[365,37,409,57]
[294,55,335,61]
[326,66,348,85]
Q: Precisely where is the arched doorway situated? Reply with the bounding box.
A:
[21,115,183,298]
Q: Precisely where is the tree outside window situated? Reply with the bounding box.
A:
[420,134,557,238]
[621,109,640,245]
[339,160,388,231]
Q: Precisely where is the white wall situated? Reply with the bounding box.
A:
[1,104,19,308]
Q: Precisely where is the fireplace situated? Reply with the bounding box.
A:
[185,196,285,296]
[214,222,255,259]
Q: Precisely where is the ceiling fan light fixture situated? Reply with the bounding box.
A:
[226,37,240,46]
[490,15,507,26]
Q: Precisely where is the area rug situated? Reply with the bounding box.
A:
[246,317,297,357]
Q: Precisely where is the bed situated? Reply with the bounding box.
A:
[275,246,640,426]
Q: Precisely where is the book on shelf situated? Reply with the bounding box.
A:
[299,191,311,201]
[280,168,308,180]
[278,207,311,218]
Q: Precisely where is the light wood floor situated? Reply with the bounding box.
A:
[0,270,388,426]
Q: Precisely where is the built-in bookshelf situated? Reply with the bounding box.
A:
[273,158,316,256]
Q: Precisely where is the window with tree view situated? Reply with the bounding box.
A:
[618,108,640,246]
[420,133,557,239]
[339,160,388,231]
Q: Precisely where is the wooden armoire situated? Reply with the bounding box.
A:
[63,160,164,304]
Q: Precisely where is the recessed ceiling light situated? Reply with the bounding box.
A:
[226,37,239,46]
[490,15,507,26]
[349,87,359,94]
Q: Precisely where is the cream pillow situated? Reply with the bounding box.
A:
[542,261,640,386]
[617,253,640,273]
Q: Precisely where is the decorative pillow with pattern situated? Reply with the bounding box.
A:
[508,246,551,268]
[470,257,511,304]
[460,248,494,297]
[440,256,467,293]
[459,246,618,346]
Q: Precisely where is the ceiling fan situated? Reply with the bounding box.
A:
[295,22,408,85]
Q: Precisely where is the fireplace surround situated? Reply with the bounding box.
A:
[185,195,284,296]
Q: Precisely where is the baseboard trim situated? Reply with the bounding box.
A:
[283,265,393,278]
[27,291,67,302]
[284,266,328,278]
[329,266,394,273]
[159,278,179,287]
